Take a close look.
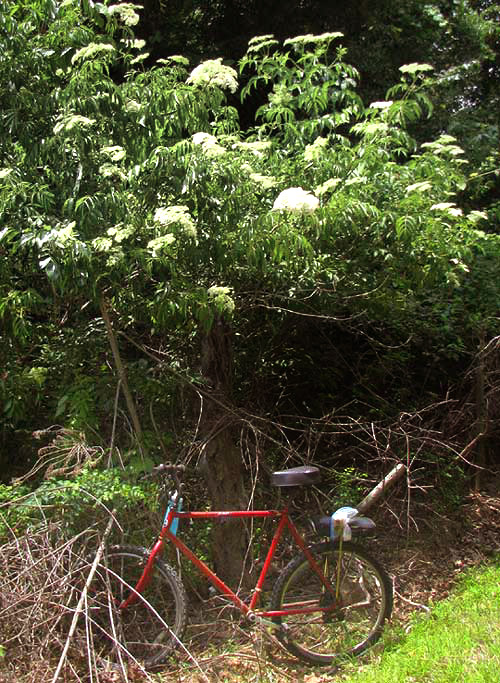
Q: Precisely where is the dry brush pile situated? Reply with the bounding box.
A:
[0,520,163,683]
[0,524,96,682]
[1,345,498,683]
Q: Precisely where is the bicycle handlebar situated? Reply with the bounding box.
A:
[151,462,186,478]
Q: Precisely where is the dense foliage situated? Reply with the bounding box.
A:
[138,1,500,210]
[1,1,499,578]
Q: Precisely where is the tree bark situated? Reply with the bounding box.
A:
[199,317,249,589]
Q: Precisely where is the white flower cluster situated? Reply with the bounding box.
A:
[399,63,434,75]
[192,132,226,157]
[315,178,341,196]
[147,234,175,257]
[247,35,279,53]
[284,32,343,47]
[406,181,432,194]
[369,101,393,110]
[430,202,463,217]
[123,38,146,50]
[101,145,126,162]
[125,99,141,113]
[158,55,190,66]
[187,58,238,94]
[268,83,293,107]
[153,205,197,239]
[248,34,275,46]
[130,53,149,65]
[207,286,235,316]
[421,135,465,158]
[107,3,141,26]
[249,173,277,189]
[92,236,114,252]
[0,168,13,179]
[272,187,319,214]
[247,40,279,53]
[99,163,126,181]
[71,43,115,64]
[107,224,134,243]
[304,136,329,162]
[233,139,272,158]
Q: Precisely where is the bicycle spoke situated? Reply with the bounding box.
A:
[271,541,392,665]
[78,546,187,668]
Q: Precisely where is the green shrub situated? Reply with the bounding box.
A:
[328,466,369,508]
[0,483,32,540]
[0,468,161,544]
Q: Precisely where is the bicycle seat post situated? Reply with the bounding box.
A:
[153,462,185,500]
[279,486,299,509]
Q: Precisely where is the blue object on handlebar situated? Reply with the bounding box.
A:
[163,496,183,535]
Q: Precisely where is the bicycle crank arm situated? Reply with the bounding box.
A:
[247,611,282,631]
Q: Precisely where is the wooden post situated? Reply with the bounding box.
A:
[356,463,406,514]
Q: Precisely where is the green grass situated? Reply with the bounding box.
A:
[340,561,500,683]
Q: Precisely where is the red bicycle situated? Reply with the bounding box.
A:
[84,463,392,668]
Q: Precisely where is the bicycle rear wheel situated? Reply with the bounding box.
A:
[81,545,187,668]
[270,541,392,665]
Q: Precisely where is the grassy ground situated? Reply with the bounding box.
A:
[333,560,500,683]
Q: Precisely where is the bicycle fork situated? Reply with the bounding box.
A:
[120,493,182,609]
[118,539,165,609]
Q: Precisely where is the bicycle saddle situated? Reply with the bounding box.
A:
[271,465,321,487]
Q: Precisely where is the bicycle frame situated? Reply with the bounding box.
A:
[120,495,338,620]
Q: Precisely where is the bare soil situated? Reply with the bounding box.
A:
[378,473,500,624]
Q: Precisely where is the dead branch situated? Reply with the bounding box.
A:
[100,296,145,458]
[51,513,115,683]
[357,463,407,514]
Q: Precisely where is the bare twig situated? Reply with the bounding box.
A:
[108,378,122,467]
[51,513,115,683]
[100,296,145,457]
[395,589,431,616]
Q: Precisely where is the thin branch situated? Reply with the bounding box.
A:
[51,513,115,683]
[108,378,122,467]
[100,296,145,457]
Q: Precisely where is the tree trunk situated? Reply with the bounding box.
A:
[199,317,249,589]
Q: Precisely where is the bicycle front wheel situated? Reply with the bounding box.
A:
[82,545,187,668]
[270,541,392,665]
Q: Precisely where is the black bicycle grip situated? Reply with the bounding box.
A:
[152,462,186,477]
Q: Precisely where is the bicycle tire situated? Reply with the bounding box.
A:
[270,541,392,665]
[81,545,187,668]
